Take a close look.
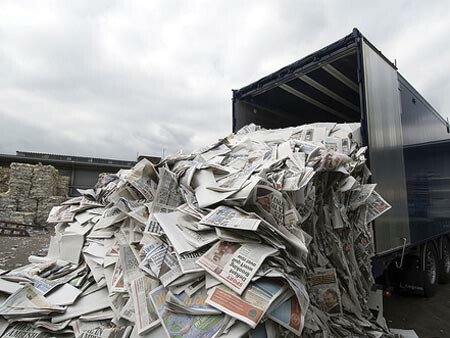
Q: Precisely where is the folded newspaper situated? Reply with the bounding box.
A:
[0,122,404,338]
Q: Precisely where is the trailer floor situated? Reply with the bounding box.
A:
[384,285,450,338]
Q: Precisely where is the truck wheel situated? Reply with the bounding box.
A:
[422,243,439,297]
[439,237,450,284]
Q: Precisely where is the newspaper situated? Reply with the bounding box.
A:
[251,185,284,226]
[119,245,142,288]
[158,251,184,287]
[176,248,208,274]
[52,287,110,323]
[268,295,302,335]
[0,278,23,294]
[72,320,131,338]
[127,159,158,201]
[165,287,221,315]
[199,206,261,231]
[366,190,392,223]
[206,278,287,328]
[45,283,82,306]
[154,211,218,254]
[150,286,229,338]
[151,168,183,214]
[129,276,160,334]
[47,205,75,223]
[2,323,54,338]
[197,241,278,295]
[111,258,125,293]
[350,184,377,209]
[0,284,64,317]
[0,122,398,338]
[139,235,168,278]
[308,268,342,316]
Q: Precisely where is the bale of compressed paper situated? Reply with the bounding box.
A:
[35,196,67,225]
[7,211,35,225]
[56,176,70,197]
[0,163,69,226]
[29,164,60,198]
[7,163,34,197]
[0,123,401,338]
[0,166,10,193]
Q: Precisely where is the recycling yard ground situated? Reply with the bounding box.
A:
[384,285,450,338]
[0,235,449,338]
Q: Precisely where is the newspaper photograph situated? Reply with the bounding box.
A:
[308,268,342,316]
[366,190,392,223]
[150,286,229,338]
[199,206,261,231]
[129,276,160,334]
[196,241,278,295]
[206,278,287,328]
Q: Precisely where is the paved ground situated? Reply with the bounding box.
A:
[1,233,450,338]
[0,229,53,270]
[383,284,450,338]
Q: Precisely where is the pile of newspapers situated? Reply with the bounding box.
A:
[0,123,400,338]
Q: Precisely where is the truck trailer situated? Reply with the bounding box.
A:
[232,28,450,297]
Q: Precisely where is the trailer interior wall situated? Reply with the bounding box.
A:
[233,32,361,130]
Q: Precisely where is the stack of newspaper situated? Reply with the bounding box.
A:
[0,122,401,338]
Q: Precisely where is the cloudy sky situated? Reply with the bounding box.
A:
[1,1,449,160]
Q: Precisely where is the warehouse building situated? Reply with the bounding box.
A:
[0,151,159,196]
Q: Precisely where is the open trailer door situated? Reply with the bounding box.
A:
[361,39,411,254]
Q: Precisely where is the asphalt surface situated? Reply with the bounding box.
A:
[384,284,450,338]
[0,229,52,270]
[1,233,450,338]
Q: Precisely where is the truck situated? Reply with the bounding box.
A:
[232,28,450,297]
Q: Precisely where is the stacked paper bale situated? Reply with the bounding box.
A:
[0,124,401,338]
[0,163,68,226]
[0,167,10,193]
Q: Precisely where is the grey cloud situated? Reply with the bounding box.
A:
[0,0,449,161]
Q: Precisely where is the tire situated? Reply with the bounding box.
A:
[421,243,439,297]
[439,236,450,284]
